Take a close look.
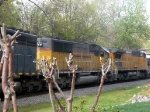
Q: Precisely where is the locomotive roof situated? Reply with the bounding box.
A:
[40,36,91,45]
[6,28,37,39]
[100,46,110,53]
[40,36,65,40]
[0,25,38,39]
[108,48,126,53]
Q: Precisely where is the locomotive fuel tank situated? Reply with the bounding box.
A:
[75,75,99,85]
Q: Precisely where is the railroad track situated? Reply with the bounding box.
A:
[1,78,150,108]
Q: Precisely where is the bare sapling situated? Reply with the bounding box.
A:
[65,53,77,112]
[50,53,77,112]
[34,53,77,112]
[34,57,65,112]
[0,23,20,112]
[91,57,111,112]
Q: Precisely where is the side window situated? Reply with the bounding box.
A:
[105,52,109,59]
[115,54,122,59]
[100,51,104,57]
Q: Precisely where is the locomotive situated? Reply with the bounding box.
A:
[0,27,39,95]
[37,37,149,86]
[0,27,149,95]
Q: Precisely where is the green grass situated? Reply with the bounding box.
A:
[72,86,143,112]
[114,102,150,112]
[8,84,148,112]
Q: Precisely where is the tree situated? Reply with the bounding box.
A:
[95,0,150,49]
[0,23,20,112]
[16,0,100,42]
[115,0,150,49]
[6,0,150,49]
[0,0,7,6]
[0,0,20,28]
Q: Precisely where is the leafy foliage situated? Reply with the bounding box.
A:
[114,0,150,49]
[1,0,150,49]
[0,0,20,27]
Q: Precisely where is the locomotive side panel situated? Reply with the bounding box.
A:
[121,51,132,70]
[52,39,72,71]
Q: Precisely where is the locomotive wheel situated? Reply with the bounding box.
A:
[59,81,66,88]
[104,75,108,82]
[58,77,67,88]
[141,72,147,79]
[27,84,34,92]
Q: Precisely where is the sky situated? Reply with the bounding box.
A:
[146,0,150,13]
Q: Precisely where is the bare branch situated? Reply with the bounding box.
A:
[1,23,7,41]
[0,41,4,50]
[35,57,58,112]
[0,54,4,75]
[65,53,77,112]
[48,79,56,112]
[49,58,65,112]
[103,58,111,74]
[51,90,65,112]
[91,58,111,112]
[11,30,20,41]
[52,75,67,100]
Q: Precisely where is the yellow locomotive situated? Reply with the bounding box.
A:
[37,37,101,87]
[37,37,149,87]
[102,49,148,81]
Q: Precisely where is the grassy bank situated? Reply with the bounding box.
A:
[9,83,150,112]
[114,102,150,112]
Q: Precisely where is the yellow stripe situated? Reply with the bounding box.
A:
[37,49,52,69]
[25,73,29,75]
[18,73,23,75]
[32,72,35,75]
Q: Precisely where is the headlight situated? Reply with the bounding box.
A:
[37,43,43,47]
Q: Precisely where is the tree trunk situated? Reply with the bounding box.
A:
[0,55,4,74]
[67,71,76,112]
[0,99,2,112]
[8,49,18,112]
[48,79,56,112]
[91,75,105,112]
[0,23,20,112]
[2,45,10,112]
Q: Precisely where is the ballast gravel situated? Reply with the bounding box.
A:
[3,79,150,108]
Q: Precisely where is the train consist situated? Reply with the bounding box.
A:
[0,27,150,95]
